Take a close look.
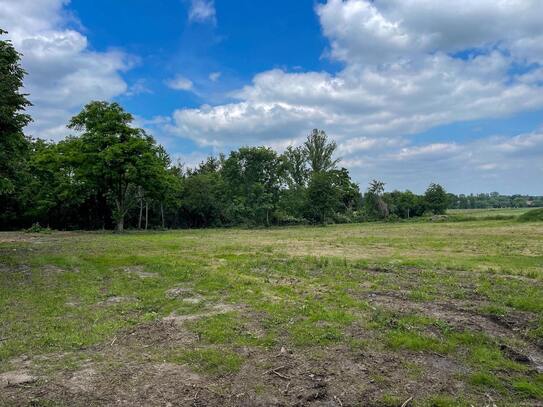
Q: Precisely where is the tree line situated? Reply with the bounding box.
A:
[2,30,537,232]
[448,192,543,210]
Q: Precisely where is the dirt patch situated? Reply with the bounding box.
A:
[367,292,543,372]
[0,264,31,274]
[41,264,66,274]
[97,296,137,306]
[119,320,199,347]
[0,371,36,388]
[65,366,97,393]
[165,286,193,299]
[182,296,203,304]
[123,265,158,278]
[0,343,476,406]
[0,311,515,407]
[163,303,241,324]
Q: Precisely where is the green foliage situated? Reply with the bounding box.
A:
[24,222,51,234]
[384,190,426,219]
[171,130,361,228]
[66,101,175,231]
[518,208,543,222]
[424,183,448,215]
[222,146,282,226]
[0,29,32,195]
[447,192,543,210]
[305,171,341,224]
[364,179,389,219]
[303,129,339,173]
[281,145,309,187]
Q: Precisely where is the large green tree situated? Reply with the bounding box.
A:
[222,146,282,226]
[67,101,169,232]
[303,129,339,173]
[0,29,31,194]
[305,171,340,224]
[424,183,448,214]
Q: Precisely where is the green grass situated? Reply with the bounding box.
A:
[171,348,244,375]
[1,208,542,404]
[518,208,543,222]
[447,208,532,218]
[512,375,543,398]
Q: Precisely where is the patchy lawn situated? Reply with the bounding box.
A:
[1,217,542,406]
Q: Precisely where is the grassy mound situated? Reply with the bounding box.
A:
[518,208,543,222]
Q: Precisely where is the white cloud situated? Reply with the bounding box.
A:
[0,0,131,140]
[170,56,543,148]
[370,130,543,194]
[167,0,543,192]
[126,79,152,97]
[316,0,543,65]
[209,71,221,82]
[188,0,216,24]
[166,75,194,91]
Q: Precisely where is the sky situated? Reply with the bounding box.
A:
[0,0,542,195]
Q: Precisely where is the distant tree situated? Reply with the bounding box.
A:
[365,179,389,219]
[222,146,282,226]
[511,196,526,208]
[68,101,168,232]
[385,190,421,218]
[303,129,339,173]
[180,171,224,227]
[424,183,448,214]
[305,171,339,224]
[331,168,361,212]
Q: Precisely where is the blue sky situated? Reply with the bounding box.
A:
[1,0,542,194]
[76,1,333,118]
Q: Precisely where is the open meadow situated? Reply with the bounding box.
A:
[1,211,543,406]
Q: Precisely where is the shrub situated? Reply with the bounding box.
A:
[518,208,543,222]
[24,222,51,233]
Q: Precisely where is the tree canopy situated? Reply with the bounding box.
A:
[0,29,31,194]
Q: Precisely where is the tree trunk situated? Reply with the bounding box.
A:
[161,203,165,229]
[116,216,124,233]
[145,201,149,230]
[116,201,124,233]
[138,197,143,229]
[115,198,125,232]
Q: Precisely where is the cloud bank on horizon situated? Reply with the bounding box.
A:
[0,0,542,194]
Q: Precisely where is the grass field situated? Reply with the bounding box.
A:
[447,208,532,218]
[1,211,542,406]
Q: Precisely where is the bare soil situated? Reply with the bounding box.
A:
[2,287,542,406]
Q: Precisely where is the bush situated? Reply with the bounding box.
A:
[384,213,401,222]
[332,212,352,224]
[274,211,308,226]
[25,222,51,233]
[518,208,543,222]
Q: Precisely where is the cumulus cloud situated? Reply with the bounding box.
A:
[364,130,543,194]
[188,0,216,24]
[317,0,543,65]
[167,0,543,192]
[0,0,131,140]
[166,75,194,91]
